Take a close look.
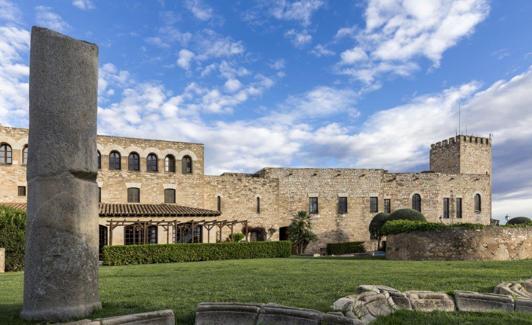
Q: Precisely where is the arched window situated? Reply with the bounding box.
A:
[22,145,28,165]
[165,155,176,172]
[128,152,140,171]
[164,188,176,204]
[148,225,158,244]
[109,151,121,170]
[147,153,158,172]
[127,187,140,203]
[217,195,222,212]
[97,150,101,169]
[182,155,193,174]
[99,225,108,256]
[412,193,421,212]
[0,143,12,165]
[474,194,482,213]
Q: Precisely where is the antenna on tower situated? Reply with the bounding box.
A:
[458,101,462,135]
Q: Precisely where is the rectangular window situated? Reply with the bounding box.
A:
[370,197,378,213]
[256,197,261,214]
[127,188,140,203]
[456,198,463,219]
[98,187,101,203]
[309,197,319,214]
[217,196,222,212]
[338,197,348,214]
[443,198,450,219]
[164,189,176,204]
[17,186,26,197]
[384,199,391,214]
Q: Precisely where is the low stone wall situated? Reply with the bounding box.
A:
[386,226,532,260]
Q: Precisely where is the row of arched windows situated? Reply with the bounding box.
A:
[0,143,28,165]
[410,193,482,213]
[97,150,193,174]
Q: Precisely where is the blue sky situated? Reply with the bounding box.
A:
[0,0,531,219]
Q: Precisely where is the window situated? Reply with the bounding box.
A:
[412,193,422,212]
[217,196,222,212]
[175,224,202,243]
[124,224,144,245]
[456,198,463,219]
[384,199,391,214]
[109,151,121,170]
[443,198,450,219]
[98,187,101,202]
[182,155,193,174]
[148,225,158,244]
[474,194,481,213]
[18,186,26,197]
[256,197,261,214]
[147,153,158,172]
[97,150,101,169]
[370,197,378,213]
[99,225,108,255]
[338,197,348,214]
[164,188,176,204]
[165,155,176,172]
[22,145,28,165]
[309,197,318,214]
[0,143,12,165]
[127,187,140,203]
[128,152,140,171]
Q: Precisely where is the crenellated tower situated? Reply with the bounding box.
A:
[430,135,492,175]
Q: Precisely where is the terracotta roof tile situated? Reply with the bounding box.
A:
[0,202,220,217]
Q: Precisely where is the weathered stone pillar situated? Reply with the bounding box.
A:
[21,27,101,321]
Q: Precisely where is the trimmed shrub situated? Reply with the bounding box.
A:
[369,213,389,240]
[507,216,531,225]
[103,240,292,266]
[326,241,365,255]
[226,232,245,242]
[388,208,426,222]
[381,220,484,236]
[0,206,26,271]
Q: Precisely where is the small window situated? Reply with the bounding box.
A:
[165,155,176,172]
[256,197,261,214]
[0,143,12,165]
[98,187,101,202]
[443,198,450,219]
[127,187,140,203]
[474,194,481,213]
[147,153,158,172]
[384,199,391,214]
[412,193,422,212]
[97,150,101,169]
[148,225,158,244]
[370,197,378,213]
[338,197,348,214]
[22,145,28,165]
[217,196,222,212]
[18,186,26,197]
[109,151,121,170]
[456,198,463,219]
[309,197,318,214]
[182,155,193,174]
[124,224,144,245]
[128,152,140,171]
[164,188,176,204]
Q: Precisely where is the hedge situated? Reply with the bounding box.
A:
[380,220,484,236]
[507,216,531,225]
[103,240,292,266]
[388,208,426,222]
[0,206,26,271]
[326,241,365,255]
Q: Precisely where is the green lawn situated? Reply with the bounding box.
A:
[0,257,531,324]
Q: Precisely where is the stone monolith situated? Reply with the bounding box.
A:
[20,26,101,322]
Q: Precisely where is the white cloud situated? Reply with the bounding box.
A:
[0,0,22,22]
[340,47,368,64]
[177,49,195,70]
[335,25,357,40]
[270,0,324,26]
[224,78,242,92]
[338,0,490,83]
[72,0,94,10]
[196,30,245,60]
[269,59,285,70]
[311,44,335,57]
[285,29,312,47]
[35,6,70,32]
[184,0,213,21]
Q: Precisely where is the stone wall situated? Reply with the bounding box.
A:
[386,227,532,260]
[430,135,492,175]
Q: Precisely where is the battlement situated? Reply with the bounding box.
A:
[431,135,491,150]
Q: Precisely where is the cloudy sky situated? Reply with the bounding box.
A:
[0,0,531,219]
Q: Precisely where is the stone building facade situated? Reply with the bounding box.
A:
[0,125,492,253]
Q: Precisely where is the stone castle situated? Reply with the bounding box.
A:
[0,125,492,253]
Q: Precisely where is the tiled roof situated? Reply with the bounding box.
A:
[0,202,220,217]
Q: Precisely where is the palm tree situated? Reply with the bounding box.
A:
[288,211,317,255]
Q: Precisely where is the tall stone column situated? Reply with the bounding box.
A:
[21,27,101,322]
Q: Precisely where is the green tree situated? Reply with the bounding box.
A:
[369,212,389,250]
[288,211,317,255]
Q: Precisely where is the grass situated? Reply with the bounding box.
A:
[0,257,531,324]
